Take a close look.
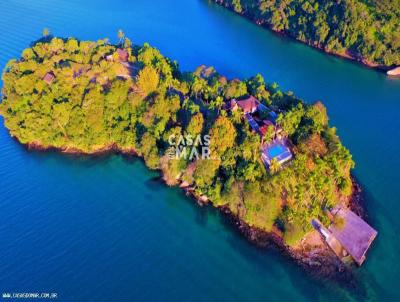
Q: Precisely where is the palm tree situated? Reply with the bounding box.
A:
[117,29,125,45]
[269,158,281,174]
[42,28,50,37]
[210,96,224,114]
[191,77,203,99]
[124,37,132,49]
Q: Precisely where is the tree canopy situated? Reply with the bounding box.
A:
[217,0,400,67]
[0,36,355,246]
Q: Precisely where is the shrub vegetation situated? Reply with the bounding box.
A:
[216,0,400,67]
[0,36,354,245]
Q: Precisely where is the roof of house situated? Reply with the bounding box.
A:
[236,96,259,113]
[268,110,278,121]
[329,207,378,265]
[263,120,274,127]
[43,72,55,84]
[117,49,129,62]
[311,219,345,257]
[244,113,260,132]
[225,99,238,111]
[259,123,274,136]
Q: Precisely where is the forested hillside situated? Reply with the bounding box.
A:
[214,0,400,67]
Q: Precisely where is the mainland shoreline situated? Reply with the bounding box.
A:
[212,0,400,76]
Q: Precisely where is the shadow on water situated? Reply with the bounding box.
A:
[10,140,139,169]
[1,127,376,300]
[0,100,378,302]
[220,212,375,301]
[29,35,54,47]
[39,151,134,168]
[168,185,213,228]
[153,177,372,300]
[350,177,400,300]
[144,175,166,191]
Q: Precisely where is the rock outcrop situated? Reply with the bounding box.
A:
[387,67,400,76]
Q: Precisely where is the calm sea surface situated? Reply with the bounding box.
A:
[1,0,399,301]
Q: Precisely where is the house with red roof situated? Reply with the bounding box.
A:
[117,49,129,62]
[235,95,259,114]
[43,72,55,84]
[259,120,275,137]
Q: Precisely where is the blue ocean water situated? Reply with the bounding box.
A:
[1,0,400,301]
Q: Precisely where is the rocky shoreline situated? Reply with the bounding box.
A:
[212,0,399,74]
[220,206,354,282]
[25,141,138,156]
[201,179,363,284]
[21,138,367,282]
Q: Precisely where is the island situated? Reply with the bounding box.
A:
[213,0,400,73]
[0,35,377,279]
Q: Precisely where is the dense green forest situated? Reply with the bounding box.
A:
[0,36,354,246]
[214,0,400,67]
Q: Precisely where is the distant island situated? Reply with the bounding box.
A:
[213,0,400,74]
[0,35,377,278]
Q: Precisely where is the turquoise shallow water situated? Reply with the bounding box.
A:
[0,0,400,301]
